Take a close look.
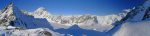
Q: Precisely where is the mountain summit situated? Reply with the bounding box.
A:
[0,3,63,36]
[0,3,53,29]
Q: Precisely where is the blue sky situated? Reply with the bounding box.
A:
[0,0,144,15]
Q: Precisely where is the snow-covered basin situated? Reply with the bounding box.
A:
[53,25,109,36]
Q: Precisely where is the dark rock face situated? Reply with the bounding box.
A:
[120,6,143,22]
[39,31,52,36]
[142,7,150,20]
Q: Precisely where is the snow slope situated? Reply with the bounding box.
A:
[113,0,150,36]
[0,3,58,36]
[0,2,53,29]
[0,0,150,36]
[113,21,150,36]
[0,26,63,36]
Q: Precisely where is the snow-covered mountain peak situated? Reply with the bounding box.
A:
[35,7,46,12]
[1,1,150,36]
[0,2,135,32]
[0,2,15,16]
[0,3,18,26]
[124,0,150,21]
[0,3,53,29]
[122,9,131,13]
[8,2,13,7]
[34,7,48,14]
[33,7,52,18]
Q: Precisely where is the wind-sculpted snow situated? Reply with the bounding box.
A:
[113,21,150,36]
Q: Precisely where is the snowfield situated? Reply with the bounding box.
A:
[0,0,150,36]
[113,21,150,36]
[0,27,63,36]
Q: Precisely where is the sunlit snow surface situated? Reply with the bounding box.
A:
[1,0,150,36]
[113,21,150,36]
[0,27,63,36]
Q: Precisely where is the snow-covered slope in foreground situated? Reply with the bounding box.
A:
[113,21,150,36]
[113,0,150,36]
[0,27,63,36]
[1,0,150,36]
